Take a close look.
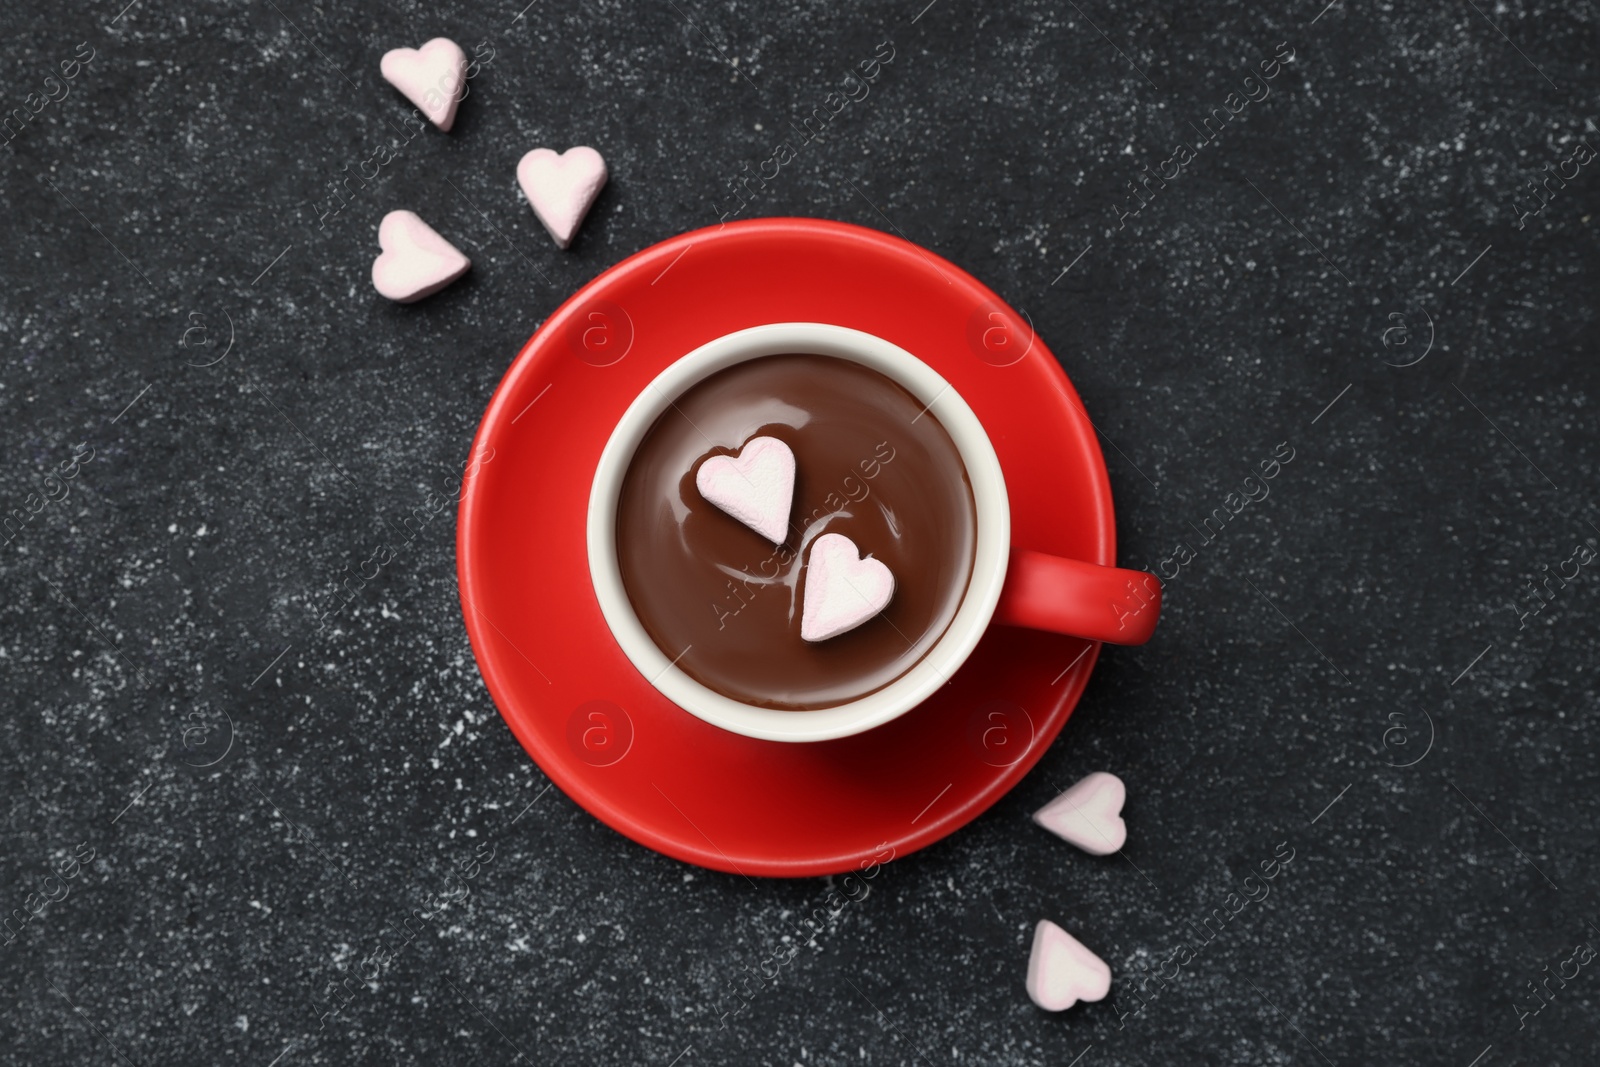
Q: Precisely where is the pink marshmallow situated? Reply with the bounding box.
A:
[380,38,468,132]
[1025,920,1111,1011]
[800,533,895,642]
[695,436,795,544]
[371,210,470,304]
[517,146,608,249]
[1033,772,1127,856]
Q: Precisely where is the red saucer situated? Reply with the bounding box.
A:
[457,218,1115,877]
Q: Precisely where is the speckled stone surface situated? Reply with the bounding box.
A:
[2,1,1597,1064]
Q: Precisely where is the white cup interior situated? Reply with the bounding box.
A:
[586,323,1010,742]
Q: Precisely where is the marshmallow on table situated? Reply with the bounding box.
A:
[1033,772,1127,855]
[695,435,795,544]
[381,38,469,131]
[1026,920,1112,1011]
[371,210,470,303]
[801,533,895,642]
[517,146,608,248]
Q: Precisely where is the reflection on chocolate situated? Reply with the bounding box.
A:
[615,354,976,710]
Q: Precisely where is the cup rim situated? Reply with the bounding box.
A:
[586,323,1010,742]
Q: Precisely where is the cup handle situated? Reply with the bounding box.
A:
[992,548,1163,645]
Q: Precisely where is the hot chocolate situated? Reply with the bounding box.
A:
[614,353,977,710]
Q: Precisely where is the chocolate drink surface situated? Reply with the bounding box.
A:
[615,353,977,710]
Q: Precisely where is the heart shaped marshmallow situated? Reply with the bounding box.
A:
[517,146,607,248]
[801,533,895,642]
[1026,920,1111,1011]
[380,38,469,131]
[1033,771,1127,855]
[695,436,795,543]
[371,210,470,304]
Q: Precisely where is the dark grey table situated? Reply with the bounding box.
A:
[3,1,1596,1063]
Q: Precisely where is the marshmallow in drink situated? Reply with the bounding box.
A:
[695,435,795,544]
[800,532,895,642]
